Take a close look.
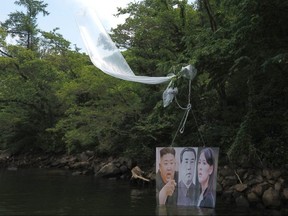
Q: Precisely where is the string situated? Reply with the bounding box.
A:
[170,80,191,146]
[191,106,206,147]
[170,79,206,147]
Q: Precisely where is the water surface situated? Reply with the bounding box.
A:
[0,168,269,215]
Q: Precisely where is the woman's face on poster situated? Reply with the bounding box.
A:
[197,152,213,184]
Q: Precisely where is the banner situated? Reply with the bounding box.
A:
[156,147,219,208]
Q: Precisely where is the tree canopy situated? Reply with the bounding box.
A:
[0,0,287,167]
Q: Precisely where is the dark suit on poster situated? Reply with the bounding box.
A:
[156,171,178,205]
[198,189,215,208]
[177,180,198,206]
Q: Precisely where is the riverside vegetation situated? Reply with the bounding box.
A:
[1,0,288,215]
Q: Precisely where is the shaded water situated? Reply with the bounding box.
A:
[0,168,269,215]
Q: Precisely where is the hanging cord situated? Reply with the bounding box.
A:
[171,80,192,146]
[191,106,206,147]
[175,79,192,133]
[171,79,206,147]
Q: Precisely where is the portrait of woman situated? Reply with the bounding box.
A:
[196,147,217,208]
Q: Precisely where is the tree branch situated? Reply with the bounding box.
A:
[203,0,217,32]
[0,49,13,58]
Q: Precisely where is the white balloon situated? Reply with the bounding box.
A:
[75,7,175,84]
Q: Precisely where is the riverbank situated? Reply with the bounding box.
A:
[0,150,287,215]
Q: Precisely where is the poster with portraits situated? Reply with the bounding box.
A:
[156,147,219,208]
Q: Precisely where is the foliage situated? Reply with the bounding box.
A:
[0,0,287,168]
[1,0,49,51]
[0,47,62,153]
[50,66,143,154]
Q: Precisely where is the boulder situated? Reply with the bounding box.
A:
[251,184,264,196]
[222,176,237,188]
[247,192,260,203]
[234,183,247,192]
[95,162,121,178]
[274,182,282,191]
[263,169,272,180]
[221,190,234,203]
[216,182,223,194]
[262,187,281,208]
[271,170,282,179]
[282,188,288,200]
[70,161,90,169]
[235,195,249,207]
[219,166,234,177]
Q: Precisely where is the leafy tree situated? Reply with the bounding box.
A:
[112,0,188,74]
[1,0,49,51]
[0,0,287,169]
[0,46,63,153]
[50,65,144,155]
[39,28,72,57]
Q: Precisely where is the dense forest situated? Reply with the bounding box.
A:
[0,0,287,168]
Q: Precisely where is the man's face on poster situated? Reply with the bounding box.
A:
[181,150,195,186]
[159,153,176,184]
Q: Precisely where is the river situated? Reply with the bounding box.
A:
[0,168,268,215]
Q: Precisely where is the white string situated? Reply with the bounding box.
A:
[171,80,192,145]
[171,79,206,147]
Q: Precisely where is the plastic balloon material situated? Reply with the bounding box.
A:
[163,81,178,108]
[179,65,197,80]
[76,8,175,84]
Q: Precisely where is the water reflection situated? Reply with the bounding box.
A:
[130,189,144,206]
[0,169,279,215]
[156,205,215,216]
